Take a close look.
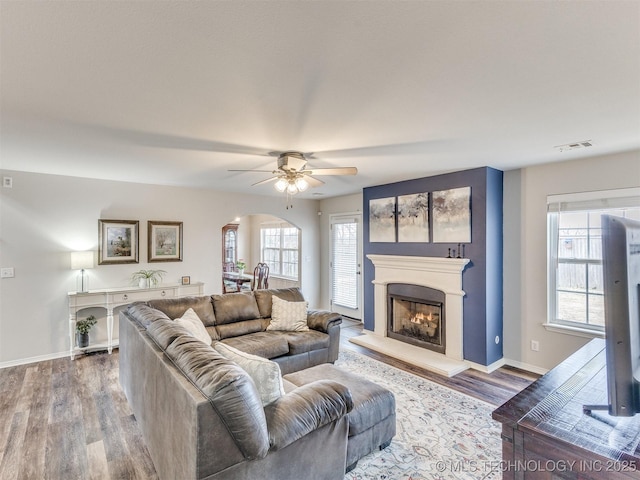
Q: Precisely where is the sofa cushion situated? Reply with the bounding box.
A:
[165,336,270,460]
[267,295,309,332]
[212,292,261,325]
[127,302,171,328]
[174,308,211,345]
[281,330,330,356]
[284,364,396,437]
[216,319,265,340]
[254,288,306,318]
[147,317,194,350]
[214,342,285,406]
[148,296,216,328]
[221,332,290,359]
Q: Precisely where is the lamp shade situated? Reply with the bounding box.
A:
[71,251,94,270]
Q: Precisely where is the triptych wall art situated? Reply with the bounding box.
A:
[98,219,183,264]
[369,186,471,243]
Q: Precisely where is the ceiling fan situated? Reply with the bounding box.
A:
[229,151,357,195]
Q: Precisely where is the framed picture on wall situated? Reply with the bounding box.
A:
[397,192,429,242]
[148,221,183,262]
[98,219,139,265]
[369,197,396,242]
[432,186,472,243]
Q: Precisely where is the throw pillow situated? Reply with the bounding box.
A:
[174,308,212,345]
[267,295,309,332]
[214,342,285,406]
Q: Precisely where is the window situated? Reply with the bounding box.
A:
[547,188,640,333]
[261,223,300,280]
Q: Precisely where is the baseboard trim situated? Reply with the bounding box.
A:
[0,350,69,369]
[465,357,506,374]
[502,358,549,376]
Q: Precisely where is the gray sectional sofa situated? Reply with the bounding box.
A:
[119,287,395,479]
[149,287,341,374]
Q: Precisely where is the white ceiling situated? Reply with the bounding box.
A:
[1,1,639,198]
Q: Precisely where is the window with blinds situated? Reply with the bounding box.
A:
[547,188,640,332]
[331,220,358,309]
[260,223,300,280]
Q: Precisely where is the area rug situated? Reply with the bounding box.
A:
[336,350,502,480]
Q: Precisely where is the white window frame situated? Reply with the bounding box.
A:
[546,187,640,337]
[260,222,300,281]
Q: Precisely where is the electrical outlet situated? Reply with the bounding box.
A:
[531,340,539,352]
[1,267,15,278]
[3,177,12,188]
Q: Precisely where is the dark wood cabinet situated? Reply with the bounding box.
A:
[222,223,238,265]
[493,339,640,479]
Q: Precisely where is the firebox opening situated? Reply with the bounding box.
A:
[387,283,446,354]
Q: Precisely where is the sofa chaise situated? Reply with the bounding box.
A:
[119,288,395,479]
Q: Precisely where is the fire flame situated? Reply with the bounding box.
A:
[410,312,432,324]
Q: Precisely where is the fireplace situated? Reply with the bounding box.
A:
[387,283,445,354]
[350,255,469,376]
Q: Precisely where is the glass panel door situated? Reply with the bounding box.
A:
[330,213,362,320]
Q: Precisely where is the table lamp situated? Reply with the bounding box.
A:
[71,251,94,292]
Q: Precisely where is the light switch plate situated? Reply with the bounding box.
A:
[1,267,15,278]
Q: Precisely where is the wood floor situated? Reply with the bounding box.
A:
[0,322,538,480]
[340,320,539,406]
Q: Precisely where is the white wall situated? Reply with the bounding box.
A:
[0,170,321,366]
[3,151,638,371]
[503,149,640,371]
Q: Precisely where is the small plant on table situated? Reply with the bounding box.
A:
[76,315,97,348]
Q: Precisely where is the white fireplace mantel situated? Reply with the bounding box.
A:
[351,254,470,376]
[367,254,469,295]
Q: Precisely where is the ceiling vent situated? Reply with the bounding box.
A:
[554,140,593,152]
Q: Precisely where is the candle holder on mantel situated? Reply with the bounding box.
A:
[446,244,466,259]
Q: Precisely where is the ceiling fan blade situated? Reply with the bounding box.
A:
[309,140,445,159]
[228,169,274,173]
[305,176,325,188]
[78,124,274,156]
[305,167,357,176]
[251,177,278,187]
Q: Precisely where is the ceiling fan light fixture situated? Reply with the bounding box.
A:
[286,181,299,195]
[295,177,309,192]
[237,150,356,199]
[274,177,288,192]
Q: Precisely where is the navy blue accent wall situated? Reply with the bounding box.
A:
[484,168,504,364]
[363,167,503,366]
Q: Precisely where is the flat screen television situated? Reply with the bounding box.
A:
[599,214,640,417]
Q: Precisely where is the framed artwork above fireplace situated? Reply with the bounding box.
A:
[432,186,471,243]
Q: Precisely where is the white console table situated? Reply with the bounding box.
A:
[67,282,204,359]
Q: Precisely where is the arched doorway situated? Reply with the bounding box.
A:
[221,214,301,292]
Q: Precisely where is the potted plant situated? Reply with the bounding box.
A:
[76,315,97,348]
[236,259,246,275]
[131,269,166,288]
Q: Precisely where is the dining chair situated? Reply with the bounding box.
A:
[251,262,269,291]
[222,261,238,293]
